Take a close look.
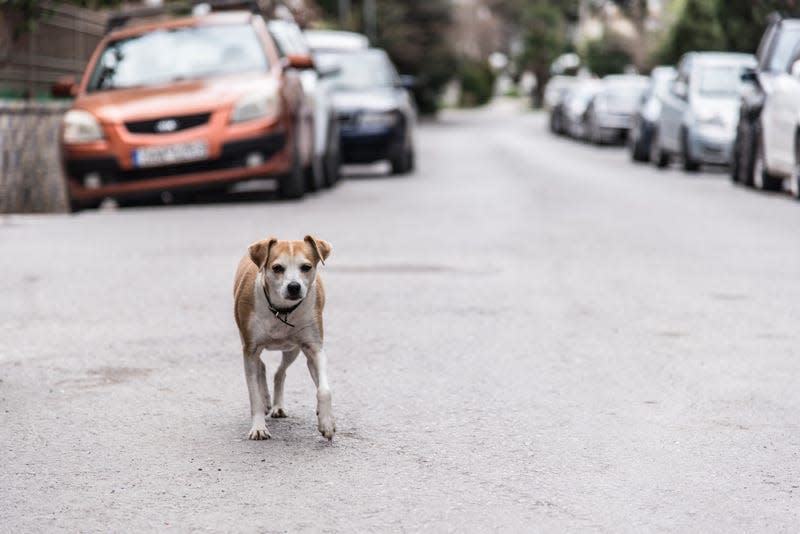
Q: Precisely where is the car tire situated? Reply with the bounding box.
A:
[305,157,325,192]
[391,147,414,175]
[629,124,649,163]
[278,139,306,200]
[68,196,102,213]
[752,134,782,191]
[791,136,800,201]
[650,129,669,169]
[323,120,341,187]
[681,129,701,172]
[730,130,743,184]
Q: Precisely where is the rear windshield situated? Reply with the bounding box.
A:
[87,24,268,92]
[696,65,744,96]
[315,50,397,91]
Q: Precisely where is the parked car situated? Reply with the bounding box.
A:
[731,15,800,198]
[562,79,603,140]
[313,48,417,174]
[652,52,756,171]
[268,19,341,189]
[546,75,579,135]
[55,8,316,211]
[628,66,677,162]
[584,74,649,145]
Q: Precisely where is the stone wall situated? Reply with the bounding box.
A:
[0,102,69,214]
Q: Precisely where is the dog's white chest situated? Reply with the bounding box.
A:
[247,312,297,351]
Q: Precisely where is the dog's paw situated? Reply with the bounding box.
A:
[247,426,271,440]
[270,407,288,418]
[318,415,336,441]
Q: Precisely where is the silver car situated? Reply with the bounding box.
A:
[584,74,649,145]
[652,52,756,170]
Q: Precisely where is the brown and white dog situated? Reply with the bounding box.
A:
[233,235,334,441]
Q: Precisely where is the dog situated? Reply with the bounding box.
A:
[233,235,334,441]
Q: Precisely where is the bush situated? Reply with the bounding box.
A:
[457,60,495,107]
[583,36,633,77]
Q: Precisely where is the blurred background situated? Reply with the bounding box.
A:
[2,0,800,213]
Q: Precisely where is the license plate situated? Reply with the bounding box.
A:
[132,141,209,168]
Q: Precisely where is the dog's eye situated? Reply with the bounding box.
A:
[271,264,285,274]
[300,264,313,273]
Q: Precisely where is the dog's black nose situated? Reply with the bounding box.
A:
[287,282,301,296]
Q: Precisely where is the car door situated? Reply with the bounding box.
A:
[762,27,800,174]
[660,58,690,152]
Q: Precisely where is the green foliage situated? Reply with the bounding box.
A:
[658,0,800,64]
[583,36,633,76]
[518,1,571,106]
[457,59,495,107]
[658,0,724,64]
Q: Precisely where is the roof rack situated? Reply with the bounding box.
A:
[105,0,261,33]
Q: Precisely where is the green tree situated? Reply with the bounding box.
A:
[658,0,725,64]
[518,1,571,107]
[716,0,800,53]
[583,35,633,76]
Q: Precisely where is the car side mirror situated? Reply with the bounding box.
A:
[51,76,77,98]
[791,59,800,79]
[671,80,688,100]
[397,75,417,89]
[740,67,757,83]
[285,54,315,70]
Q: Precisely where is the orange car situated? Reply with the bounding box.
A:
[56,7,315,211]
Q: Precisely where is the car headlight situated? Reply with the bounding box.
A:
[63,110,104,143]
[230,88,281,124]
[357,111,398,128]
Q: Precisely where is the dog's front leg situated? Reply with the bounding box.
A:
[243,346,270,440]
[271,348,300,418]
[303,345,335,441]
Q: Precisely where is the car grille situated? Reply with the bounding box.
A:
[125,113,212,134]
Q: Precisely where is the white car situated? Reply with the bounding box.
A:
[734,17,800,197]
[269,20,341,188]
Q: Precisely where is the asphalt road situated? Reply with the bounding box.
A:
[2,100,799,532]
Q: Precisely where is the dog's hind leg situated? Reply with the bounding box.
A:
[303,345,335,441]
[271,348,300,418]
[243,346,271,440]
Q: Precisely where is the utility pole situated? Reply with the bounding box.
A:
[338,0,351,28]
[363,0,377,42]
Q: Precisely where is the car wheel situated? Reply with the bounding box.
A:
[681,129,701,172]
[323,121,341,187]
[68,196,102,213]
[305,157,325,192]
[278,139,306,200]
[752,134,782,191]
[391,147,414,175]
[791,137,800,200]
[650,129,669,169]
[730,130,743,184]
[630,123,649,163]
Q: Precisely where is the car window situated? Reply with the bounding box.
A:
[87,23,268,92]
[269,21,309,57]
[767,27,800,72]
[695,65,743,96]
[315,50,398,90]
[757,24,777,69]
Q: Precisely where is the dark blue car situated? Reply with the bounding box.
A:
[315,48,417,174]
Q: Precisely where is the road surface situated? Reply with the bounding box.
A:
[2,101,799,532]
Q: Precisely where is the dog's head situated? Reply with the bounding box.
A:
[248,235,332,304]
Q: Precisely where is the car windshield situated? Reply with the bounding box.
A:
[87,24,268,92]
[696,65,744,96]
[768,27,800,72]
[604,83,646,105]
[315,50,397,91]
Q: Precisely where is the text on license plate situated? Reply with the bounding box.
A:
[132,141,209,168]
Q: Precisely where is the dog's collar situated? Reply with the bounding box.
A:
[261,276,303,328]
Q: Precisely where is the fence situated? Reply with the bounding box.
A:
[0,102,69,213]
[0,4,106,98]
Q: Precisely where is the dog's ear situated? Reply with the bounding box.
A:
[304,235,332,265]
[249,237,278,269]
